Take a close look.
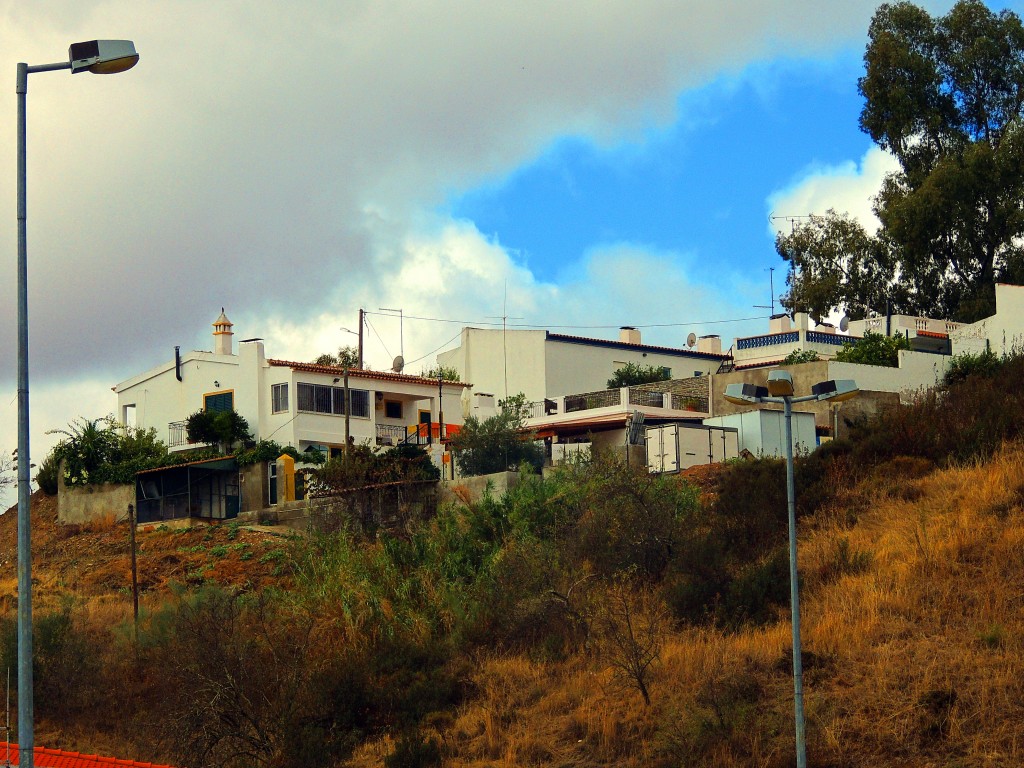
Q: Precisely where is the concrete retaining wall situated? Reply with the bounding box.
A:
[57,478,135,525]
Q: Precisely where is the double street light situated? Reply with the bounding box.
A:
[724,370,858,768]
[16,40,138,768]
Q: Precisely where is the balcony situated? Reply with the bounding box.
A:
[375,422,462,447]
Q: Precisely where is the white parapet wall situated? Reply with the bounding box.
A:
[828,350,950,404]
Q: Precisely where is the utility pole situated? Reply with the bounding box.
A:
[127,504,139,646]
[357,308,364,369]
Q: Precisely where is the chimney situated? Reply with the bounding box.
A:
[816,322,835,334]
[697,335,722,355]
[619,326,641,345]
[769,313,791,333]
[213,308,234,355]
[793,312,810,332]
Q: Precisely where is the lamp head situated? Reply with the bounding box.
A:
[69,40,139,74]
[812,379,859,403]
[766,369,795,397]
[724,382,768,405]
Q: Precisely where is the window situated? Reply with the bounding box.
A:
[204,391,233,412]
[350,389,370,418]
[271,383,289,413]
[296,382,369,417]
[384,400,403,419]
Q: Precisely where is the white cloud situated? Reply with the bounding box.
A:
[767,146,901,234]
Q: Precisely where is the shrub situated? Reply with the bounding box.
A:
[448,394,544,476]
[782,348,821,364]
[943,348,1003,387]
[834,330,910,367]
[607,362,671,388]
[185,408,251,449]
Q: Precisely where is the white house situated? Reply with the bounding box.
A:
[436,325,729,407]
[114,311,469,458]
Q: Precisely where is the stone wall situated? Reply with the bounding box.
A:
[57,477,135,525]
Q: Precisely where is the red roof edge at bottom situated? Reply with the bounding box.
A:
[0,742,177,768]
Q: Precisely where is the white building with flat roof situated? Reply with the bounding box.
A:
[436,326,729,405]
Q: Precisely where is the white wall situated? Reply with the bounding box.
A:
[544,339,718,397]
[828,350,949,404]
[951,284,1024,357]
[438,328,548,402]
[116,352,242,447]
[438,327,722,403]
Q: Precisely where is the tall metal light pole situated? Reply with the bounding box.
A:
[724,371,858,768]
[16,40,138,767]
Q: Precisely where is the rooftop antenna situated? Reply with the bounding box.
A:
[754,266,777,314]
[378,307,404,361]
[769,213,815,314]
[486,282,523,401]
[769,212,814,234]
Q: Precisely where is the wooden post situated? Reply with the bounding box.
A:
[127,503,139,644]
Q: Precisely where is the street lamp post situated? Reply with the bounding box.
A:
[16,40,138,767]
[723,371,858,768]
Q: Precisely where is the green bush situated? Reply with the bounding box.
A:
[834,330,910,367]
[185,408,251,448]
[943,348,1004,387]
[448,394,544,476]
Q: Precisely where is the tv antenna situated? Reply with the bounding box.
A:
[486,282,523,400]
[769,212,814,234]
[754,266,777,314]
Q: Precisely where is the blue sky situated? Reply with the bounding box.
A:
[448,52,872,300]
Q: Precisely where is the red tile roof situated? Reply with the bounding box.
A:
[915,330,949,339]
[0,742,176,767]
[268,360,471,387]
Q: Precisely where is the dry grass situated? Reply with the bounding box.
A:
[346,443,1024,767]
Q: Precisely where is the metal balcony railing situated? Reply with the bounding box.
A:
[168,420,189,448]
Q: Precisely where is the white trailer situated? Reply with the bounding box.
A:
[702,409,818,458]
[645,423,739,474]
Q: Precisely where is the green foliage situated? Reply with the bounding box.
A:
[313,345,360,368]
[185,408,251,449]
[833,330,910,367]
[779,0,1024,322]
[782,348,821,364]
[447,393,544,477]
[846,350,1024,466]
[34,450,59,495]
[310,443,439,495]
[46,417,168,487]
[235,440,321,467]
[943,348,1004,387]
[421,365,461,382]
[607,362,671,388]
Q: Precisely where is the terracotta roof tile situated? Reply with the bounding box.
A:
[268,360,470,387]
[0,742,177,768]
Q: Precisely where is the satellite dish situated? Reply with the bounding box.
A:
[839,315,850,332]
[686,332,697,348]
[391,355,405,373]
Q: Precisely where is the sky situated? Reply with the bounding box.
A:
[0,0,1015,504]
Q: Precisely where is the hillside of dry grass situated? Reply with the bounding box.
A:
[343,444,1024,768]
[6,436,1024,766]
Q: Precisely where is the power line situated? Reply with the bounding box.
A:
[405,330,464,367]
[361,309,768,331]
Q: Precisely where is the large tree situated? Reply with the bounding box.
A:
[778,0,1024,323]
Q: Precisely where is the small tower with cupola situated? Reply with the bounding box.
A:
[213,308,234,355]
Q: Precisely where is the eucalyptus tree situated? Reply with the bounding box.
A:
[778,0,1024,323]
